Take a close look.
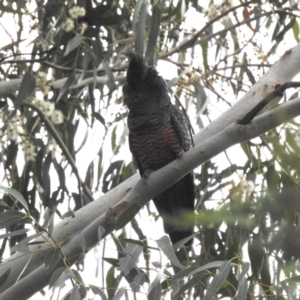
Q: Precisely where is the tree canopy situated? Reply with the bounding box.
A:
[1,0,300,299]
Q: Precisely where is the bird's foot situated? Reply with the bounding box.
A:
[142,169,154,183]
[176,149,185,158]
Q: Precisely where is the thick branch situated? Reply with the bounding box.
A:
[1,96,300,300]
[1,42,300,299]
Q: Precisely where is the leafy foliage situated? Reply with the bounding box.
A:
[0,0,300,299]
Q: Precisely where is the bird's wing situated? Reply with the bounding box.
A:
[169,104,194,152]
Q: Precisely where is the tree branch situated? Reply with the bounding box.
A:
[2,95,300,300]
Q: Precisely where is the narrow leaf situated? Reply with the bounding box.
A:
[147,269,162,300]
[45,248,62,273]
[106,266,117,300]
[236,262,249,300]
[132,0,146,31]
[70,285,80,300]
[103,62,114,91]
[15,71,36,109]
[156,236,184,270]
[189,261,229,277]
[64,35,83,56]
[113,287,125,300]
[130,273,146,293]
[0,211,31,230]
[0,267,11,287]
[89,284,108,300]
[203,260,231,300]
[51,269,74,289]
[145,4,161,61]
[118,243,143,276]
[0,228,29,239]
[49,267,67,288]
[135,1,148,55]
[56,73,76,103]
[173,272,206,299]
[0,185,29,212]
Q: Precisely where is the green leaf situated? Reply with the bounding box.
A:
[49,268,65,288]
[156,236,184,270]
[45,248,62,273]
[106,266,117,300]
[203,260,231,300]
[56,73,76,103]
[132,0,146,31]
[173,272,206,299]
[147,269,162,300]
[135,1,148,56]
[0,186,29,212]
[236,263,249,300]
[50,268,74,289]
[15,71,36,109]
[118,243,143,276]
[292,21,300,42]
[130,273,147,293]
[113,287,125,300]
[103,62,115,91]
[70,285,80,300]
[89,284,108,300]
[0,228,29,239]
[145,4,161,62]
[0,211,31,230]
[0,267,11,288]
[201,41,208,70]
[64,35,83,56]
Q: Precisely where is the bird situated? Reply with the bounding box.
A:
[123,53,194,246]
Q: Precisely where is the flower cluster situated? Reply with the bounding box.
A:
[78,22,88,34]
[21,139,37,162]
[35,99,55,117]
[36,71,50,94]
[68,6,86,19]
[51,110,64,124]
[62,18,74,32]
[34,99,64,124]
[6,115,24,141]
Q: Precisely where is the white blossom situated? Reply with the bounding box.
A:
[35,99,55,117]
[7,125,18,141]
[78,22,88,34]
[69,6,86,19]
[51,110,64,124]
[36,72,50,94]
[36,72,47,86]
[205,5,217,19]
[238,175,255,194]
[21,139,37,162]
[43,101,55,117]
[62,18,74,32]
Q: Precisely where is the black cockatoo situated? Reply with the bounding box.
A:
[123,54,194,246]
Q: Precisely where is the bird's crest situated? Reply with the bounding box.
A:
[124,53,161,90]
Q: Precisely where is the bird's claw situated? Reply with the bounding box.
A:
[142,169,154,183]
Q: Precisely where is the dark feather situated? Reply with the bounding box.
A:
[124,54,195,246]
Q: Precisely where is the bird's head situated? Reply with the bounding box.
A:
[123,53,169,110]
